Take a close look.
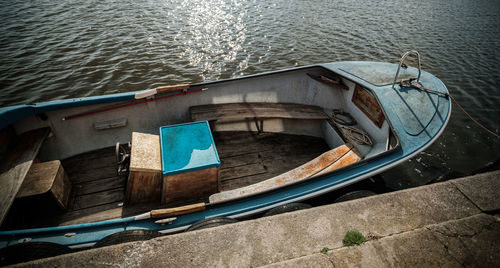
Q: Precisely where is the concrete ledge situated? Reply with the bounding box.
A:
[261,253,333,268]
[452,170,500,212]
[326,214,499,267]
[14,171,499,267]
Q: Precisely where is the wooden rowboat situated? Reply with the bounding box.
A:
[0,51,451,261]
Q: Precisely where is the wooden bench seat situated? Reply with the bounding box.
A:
[0,127,50,225]
[209,144,361,203]
[16,160,71,210]
[190,103,329,122]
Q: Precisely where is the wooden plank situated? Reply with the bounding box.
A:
[220,152,261,168]
[221,154,324,190]
[54,201,160,226]
[190,103,328,121]
[220,163,267,181]
[211,145,353,203]
[156,84,190,93]
[68,164,118,184]
[151,202,205,218]
[216,134,327,158]
[72,176,126,196]
[63,155,116,176]
[70,188,124,210]
[62,147,115,165]
[0,127,49,225]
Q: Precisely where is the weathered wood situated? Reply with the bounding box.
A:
[215,132,326,158]
[63,147,115,165]
[214,131,330,191]
[17,160,72,210]
[352,85,385,127]
[129,132,162,173]
[71,188,124,210]
[163,167,219,205]
[190,103,328,122]
[315,150,362,176]
[156,84,190,93]
[72,176,126,196]
[67,164,118,184]
[0,127,49,225]
[220,154,326,190]
[220,163,267,182]
[210,145,357,203]
[220,152,261,169]
[126,132,162,204]
[55,201,160,226]
[151,202,205,218]
[63,155,116,175]
[126,172,162,204]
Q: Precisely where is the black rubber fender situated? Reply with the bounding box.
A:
[186,217,238,232]
[263,202,312,217]
[334,190,376,203]
[94,229,161,248]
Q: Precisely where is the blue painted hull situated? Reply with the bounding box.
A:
[0,61,451,249]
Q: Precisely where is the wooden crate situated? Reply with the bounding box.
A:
[16,160,71,210]
[160,121,221,205]
[162,166,220,204]
[125,132,163,204]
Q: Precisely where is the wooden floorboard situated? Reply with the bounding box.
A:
[70,188,125,211]
[72,176,126,196]
[215,131,329,191]
[4,131,329,228]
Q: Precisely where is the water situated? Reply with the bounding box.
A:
[1,0,499,188]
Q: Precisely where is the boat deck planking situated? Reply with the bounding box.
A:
[2,131,329,229]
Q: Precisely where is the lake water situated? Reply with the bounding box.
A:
[1,0,499,189]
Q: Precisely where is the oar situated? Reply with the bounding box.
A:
[132,202,206,223]
[62,84,206,121]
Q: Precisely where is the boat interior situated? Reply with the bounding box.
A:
[0,66,398,230]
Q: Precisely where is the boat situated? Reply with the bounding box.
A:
[0,51,451,261]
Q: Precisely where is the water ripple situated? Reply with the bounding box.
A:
[0,0,499,178]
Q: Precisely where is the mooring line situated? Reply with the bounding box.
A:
[402,81,499,139]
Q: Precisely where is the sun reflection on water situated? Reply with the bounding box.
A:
[175,0,248,80]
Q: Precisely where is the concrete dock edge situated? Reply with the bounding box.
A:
[11,170,500,267]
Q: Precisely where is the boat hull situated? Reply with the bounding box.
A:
[0,61,451,249]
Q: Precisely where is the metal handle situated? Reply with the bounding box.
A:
[391,50,422,88]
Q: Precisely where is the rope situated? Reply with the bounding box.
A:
[332,109,357,126]
[341,126,373,146]
[400,80,500,139]
[449,95,500,139]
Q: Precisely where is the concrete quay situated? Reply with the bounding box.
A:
[13,170,500,267]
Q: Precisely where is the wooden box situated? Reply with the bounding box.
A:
[160,121,221,204]
[125,132,163,204]
[16,160,71,210]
